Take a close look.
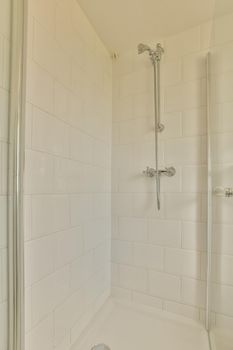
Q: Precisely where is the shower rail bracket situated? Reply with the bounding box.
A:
[143,166,176,178]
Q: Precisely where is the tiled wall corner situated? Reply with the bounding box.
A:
[24,0,112,349]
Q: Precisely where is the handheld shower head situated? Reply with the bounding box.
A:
[138,43,151,54]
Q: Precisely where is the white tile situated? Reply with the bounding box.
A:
[160,112,182,139]
[164,301,199,321]
[165,248,201,279]
[213,196,233,225]
[32,107,69,157]
[54,289,86,342]
[31,266,70,326]
[24,150,54,194]
[68,93,84,129]
[0,88,8,141]
[164,137,202,165]
[0,0,11,38]
[0,142,7,195]
[93,194,110,219]
[112,194,133,217]
[27,315,54,350]
[149,271,181,301]
[213,283,233,317]
[69,128,93,163]
[93,140,110,168]
[182,51,207,82]
[182,108,207,137]
[0,196,7,248]
[33,20,71,87]
[24,196,32,242]
[54,227,83,269]
[133,93,153,119]
[54,81,70,122]
[182,166,206,193]
[213,224,233,255]
[200,21,212,50]
[83,218,107,251]
[118,217,147,242]
[29,0,56,34]
[25,287,32,332]
[215,313,233,330]
[70,194,93,226]
[133,193,165,219]
[133,243,164,270]
[111,286,132,302]
[182,278,206,308]
[211,132,233,164]
[31,195,69,238]
[182,222,206,251]
[25,236,55,286]
[215,71,233,104]
[0,248,7,301]
[25,103,33,148]
[27,61,53,114]
[132,292,163,310]
[148,219,181,248]
[113,95,133,121]
[214,254,233,286]
[70,253,93,292]
[165,193,202,221]
[111,263,119,286]
[112,240,133,264]
[118,265,147,293]
[165,80,205,113]
[161,60,182,86]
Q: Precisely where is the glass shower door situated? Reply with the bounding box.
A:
[208,5,233,349]
[0,0,12,348]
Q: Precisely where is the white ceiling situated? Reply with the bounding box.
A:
[77,0,233,53]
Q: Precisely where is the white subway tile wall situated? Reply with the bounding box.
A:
[24,0,112,349]
[0,0,11,349]
[22,2,233,347]
[210,11,233,332]
[112,24,209,323]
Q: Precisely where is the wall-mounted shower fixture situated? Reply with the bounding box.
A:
[138,43,164,132]
[139,43,176,210]
[213,186,233,197]
[143,166,176,178]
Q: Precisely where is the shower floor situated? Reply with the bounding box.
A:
[72,299,209,350]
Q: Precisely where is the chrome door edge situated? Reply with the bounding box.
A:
[8,0,27,349]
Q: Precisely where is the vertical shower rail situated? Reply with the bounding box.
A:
[152,44,164,210]
[140,43,176,210]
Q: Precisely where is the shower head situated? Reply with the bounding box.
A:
[138,43,151,54]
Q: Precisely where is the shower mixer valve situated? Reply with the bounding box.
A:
[143,166,176,177]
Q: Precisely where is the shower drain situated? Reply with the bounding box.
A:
[91,344,111,350]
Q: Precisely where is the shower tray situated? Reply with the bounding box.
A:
[72,298,209,350]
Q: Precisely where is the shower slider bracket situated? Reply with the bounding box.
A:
[143,166,176,178]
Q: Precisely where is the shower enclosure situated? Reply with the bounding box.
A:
[1,0,233,349]
[207,3,233,349]
[0,0,26,349]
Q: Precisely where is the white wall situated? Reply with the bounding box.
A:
[0,0,11,348]
[210,11,233,332]
[111,23,212,322]
[24,0,112,349]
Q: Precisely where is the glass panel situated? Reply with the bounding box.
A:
[209,3,233,349]
[0,0,12,348]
